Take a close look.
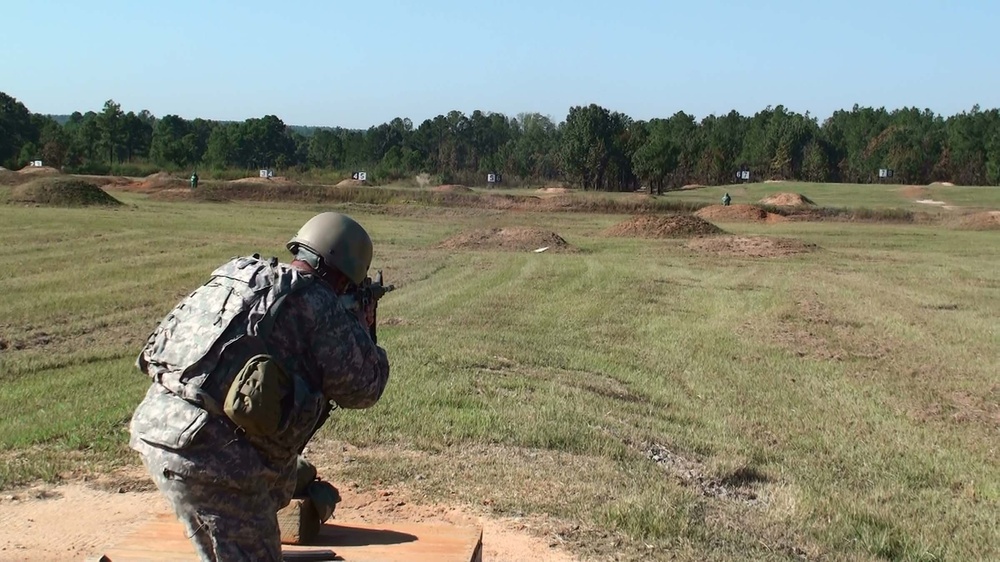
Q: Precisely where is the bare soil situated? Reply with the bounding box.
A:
[680,184,706,190]
[695,204,786,223]
[604,214,726,238]
[758,193,815,207]
[687,236,819,258]
[439,227,576,252]
[0,475,578,562]
[536,187,574,194]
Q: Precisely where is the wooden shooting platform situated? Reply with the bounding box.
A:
[94,513,483,562]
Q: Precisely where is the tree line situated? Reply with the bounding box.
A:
[2,91,999,189]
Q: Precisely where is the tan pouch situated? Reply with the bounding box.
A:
[224,354,291,436]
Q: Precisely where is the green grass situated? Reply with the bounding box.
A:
[0,192,997,561]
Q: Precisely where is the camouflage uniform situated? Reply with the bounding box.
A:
[129,255,390,562]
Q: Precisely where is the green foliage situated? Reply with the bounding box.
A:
[0,92,39,168]
[4,91,1000,188]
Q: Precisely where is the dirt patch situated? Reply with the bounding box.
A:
[680,184,705,190]
[645,444,765,505]
[899,186,930,199]
[695,204,786,223]
[0,477,578,562]
[16,165,61,175]
[758,192,815,206]
[536,187,574,194]
[604,214,726,238]
[755,296,891,363]
[953,210,1000,230]
[8,178,122,207]
[439,227,576,252]
[915,390,1000,427]
[432,184,474,193]
[929,181,955,187]
[687,236,818,258]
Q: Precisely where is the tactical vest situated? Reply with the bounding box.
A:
[136,255,327,464]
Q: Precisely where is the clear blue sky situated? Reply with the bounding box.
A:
[2,0,997,129]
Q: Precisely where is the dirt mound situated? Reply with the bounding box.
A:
[8,178,122,207]
[687,235,818,258]
[119,172,186,191]
[335,178,367,188]
[17,165,61,175]
[695,204,786,223]
[229,176,295,185]
[536,187,574,194]
[605,214,726,238]
[930,181,955,187]
[953,211,1000,230]
[439,227,576,252]
[680,184,705,190]
[432,184,473,193]
[758,192,815,206]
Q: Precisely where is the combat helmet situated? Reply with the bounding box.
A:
[286,212,373,284]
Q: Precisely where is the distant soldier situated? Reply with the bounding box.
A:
[129,212,391,561]
[190,171,199,189]
[722,192,731,206]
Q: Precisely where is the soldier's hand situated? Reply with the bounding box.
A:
[356,300,376,330]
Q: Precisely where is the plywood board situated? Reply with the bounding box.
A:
[94,513,482,562]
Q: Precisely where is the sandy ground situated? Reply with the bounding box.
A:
[0,478,579,562]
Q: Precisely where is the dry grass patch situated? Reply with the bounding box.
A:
[952,210,1000,230]
[431,184,474,193]
[686,236,818,258]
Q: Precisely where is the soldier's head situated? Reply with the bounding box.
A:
[286,212,373,293]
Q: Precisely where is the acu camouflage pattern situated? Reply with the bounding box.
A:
[129,254,390,561]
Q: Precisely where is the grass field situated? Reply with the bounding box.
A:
[0,183,998,561]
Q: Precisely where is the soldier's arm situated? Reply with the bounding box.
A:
[300,287,390,409]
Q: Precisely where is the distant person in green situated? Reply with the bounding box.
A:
[722,192,731,206]
[190,172,199,189]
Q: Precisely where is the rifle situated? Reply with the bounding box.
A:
[338,269,395,344]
